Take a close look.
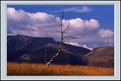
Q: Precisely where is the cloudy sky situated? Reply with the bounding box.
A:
[7,5,114,49]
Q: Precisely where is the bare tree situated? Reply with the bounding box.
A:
[44,32,48,64]
[44,12,70,70]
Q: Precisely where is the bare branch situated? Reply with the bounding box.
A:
[62,22,70,34]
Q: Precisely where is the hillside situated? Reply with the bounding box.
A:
[7,35,114,67]
[86,46,114,68]
[7,35,90,65]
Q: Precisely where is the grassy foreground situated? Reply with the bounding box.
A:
[7,62,114,76]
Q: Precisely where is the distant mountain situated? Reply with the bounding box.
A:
[7,35,114,67]
[86,46,114,68]
[7,35,90,65]
[7,35,56,61]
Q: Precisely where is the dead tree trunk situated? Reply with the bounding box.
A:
[44,32,48,64]
[44,12,70,70]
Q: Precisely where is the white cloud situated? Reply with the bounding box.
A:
[7,7,99,37]
[85,19,99,29]
[82,44,93,50]
[29,12,57,24]
[69,18,99,29]
[7,7,114,48]
[69,18,85,28]
[65,42,80,46]
[7,8,29,22]
[98,29,114,38]
[55,6,92,13]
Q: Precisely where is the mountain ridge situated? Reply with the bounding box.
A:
[7,35,90,65]
[7,35,114,67]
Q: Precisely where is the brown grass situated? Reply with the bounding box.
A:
[7,62,114,76]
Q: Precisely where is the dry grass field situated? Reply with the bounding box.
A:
[7,62,114,76]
